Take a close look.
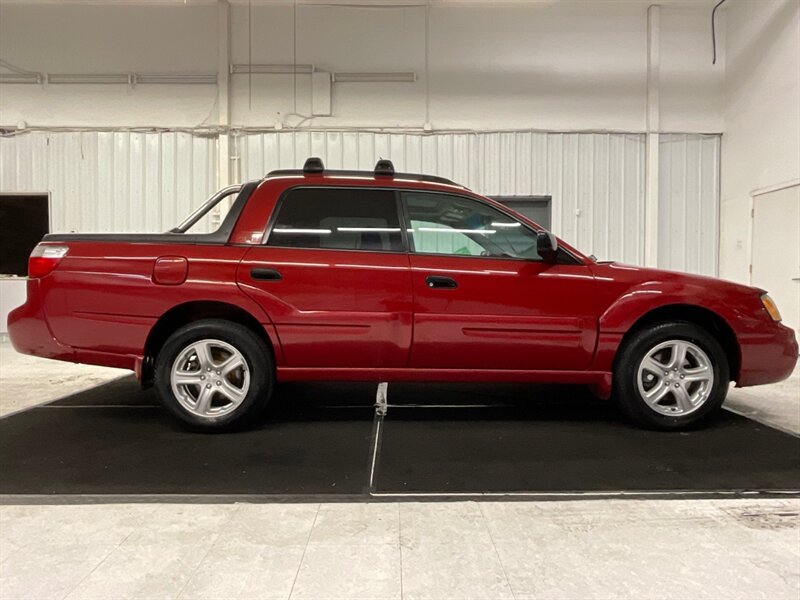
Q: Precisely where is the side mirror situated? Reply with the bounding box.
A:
[537,231,558,262]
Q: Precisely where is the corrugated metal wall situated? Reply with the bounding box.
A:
[0,131,217,233]
[237,131,648,265]
[0,130,719,274]
[658,133,720,276]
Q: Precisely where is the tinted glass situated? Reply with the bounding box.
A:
[268,188,404,252]
[403,192,541,260]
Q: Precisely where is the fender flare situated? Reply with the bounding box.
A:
[592,281,741,377]
[140,297,285,384]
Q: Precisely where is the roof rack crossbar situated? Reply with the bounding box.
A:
[267,156,461,186]
[266,168,459,187]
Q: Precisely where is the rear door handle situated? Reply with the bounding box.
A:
[426,275,458,289]
[251,267,282,281]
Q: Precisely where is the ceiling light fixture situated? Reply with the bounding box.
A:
[47,73,131,85]
[133,73,217,85]
[333,71,416,83]
[0,73,42,84]
[231,63,314,74]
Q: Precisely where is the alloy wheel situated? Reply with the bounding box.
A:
[170,339,250,419]
[636,339,715,416]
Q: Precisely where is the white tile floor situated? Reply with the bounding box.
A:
[1,343,799,599]
[1,500,799,600]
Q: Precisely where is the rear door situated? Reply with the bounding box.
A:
[401,191,598,371]
[237,186,413,368]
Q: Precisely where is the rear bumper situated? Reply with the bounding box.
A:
[737,322,798,387]
[7,280,76,362]
[7,279,139,373]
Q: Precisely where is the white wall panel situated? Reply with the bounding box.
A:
[0,130,719,274]
[658,134,720,276]
[237,131,647,265]
[0,131,217,233]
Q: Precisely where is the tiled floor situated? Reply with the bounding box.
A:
[1,499,799,600]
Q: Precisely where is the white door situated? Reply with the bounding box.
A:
[751,185,800,339]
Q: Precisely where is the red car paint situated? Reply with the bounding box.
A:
[7,173,798,398]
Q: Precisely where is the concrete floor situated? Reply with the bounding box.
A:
[0,342,124,418]
[1,499,799,600]
[725,372,800,435]
[1,343,798,600]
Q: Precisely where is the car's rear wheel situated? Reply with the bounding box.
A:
[613,321,729,430]
[154,319,273,431]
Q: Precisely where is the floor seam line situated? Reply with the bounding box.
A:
[287,503,321,599]
[0,374,130,420]
[175,504,242,600]
[57,507,154,600]
[368,417,384,493]
[478,502,518,600]
[368,381,388,496]
[398,504,404,600]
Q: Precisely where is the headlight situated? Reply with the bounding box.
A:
[761,294,782,322]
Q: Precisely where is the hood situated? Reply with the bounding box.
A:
[590,261,765,297]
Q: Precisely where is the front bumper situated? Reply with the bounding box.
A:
[737,322,798,387]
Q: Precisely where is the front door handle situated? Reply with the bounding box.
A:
[426,275,458,289]
[251,267,282,281]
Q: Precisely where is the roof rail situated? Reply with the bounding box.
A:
[266,157,461,187]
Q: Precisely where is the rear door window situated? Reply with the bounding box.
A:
[266,187,404,252]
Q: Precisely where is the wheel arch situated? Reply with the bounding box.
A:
[615,303,741,382]
[141,300,277,386]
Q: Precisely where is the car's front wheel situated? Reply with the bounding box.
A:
[613,321,729,430]
[154,319,273,431]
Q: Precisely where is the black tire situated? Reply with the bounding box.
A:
[154,319,274,431]
[612,321,729,431]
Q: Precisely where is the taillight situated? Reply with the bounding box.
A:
[28,244,69,278]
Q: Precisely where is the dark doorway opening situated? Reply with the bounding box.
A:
[0,194,50,276]
[493,196,552,230]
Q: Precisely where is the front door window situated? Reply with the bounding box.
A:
[403,191,542,260]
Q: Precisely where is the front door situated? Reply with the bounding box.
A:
[402,191,598,371]
[237,186,413,368]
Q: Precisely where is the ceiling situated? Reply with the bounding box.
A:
[0,0,722,6]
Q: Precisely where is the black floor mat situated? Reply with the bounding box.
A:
[0,377,797,498]
[375,408,800,494]
[373,384,800,494]
[0,377,375,496]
